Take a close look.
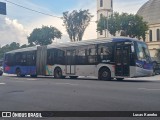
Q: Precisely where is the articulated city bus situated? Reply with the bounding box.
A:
[3,37,153,80]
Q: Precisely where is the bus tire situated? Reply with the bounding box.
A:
[70,76,78,79]
[16,68,25,77]
[16,68,21,77]
[98,67,111,81]
[54,67,63,79]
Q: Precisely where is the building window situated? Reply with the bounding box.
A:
[100,0,103,7]
[157,29,160,41]
[111,0,113,8]
[100,13,103,19]
[149,30,152,42]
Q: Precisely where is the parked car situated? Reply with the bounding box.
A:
[0,66,3,76]
[152,61,160,75]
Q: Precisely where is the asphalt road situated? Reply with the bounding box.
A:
[0,75,160,120]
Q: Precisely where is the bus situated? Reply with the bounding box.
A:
[3,37,153,80]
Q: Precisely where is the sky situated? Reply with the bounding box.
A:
[0,0,148,46]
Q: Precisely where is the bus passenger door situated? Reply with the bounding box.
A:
[36,46,47,75]
[115,45,131,76]
[66,50,76,75]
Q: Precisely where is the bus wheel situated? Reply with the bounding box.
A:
[116,78,124,81]
[16,68,25,77]
[70,76,78,79]
[16,68,21,77]
[99,68,111,81]
[54,67,63,79]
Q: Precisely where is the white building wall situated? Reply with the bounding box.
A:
[97,0,113,39]
[146,23,160,60]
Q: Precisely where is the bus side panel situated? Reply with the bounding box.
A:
[75,65,96,77]
[48,65,66,76]
[3,65,16,74]
[46,65,54,76]
[129,61,153,77]
[130,66,136,77]
[4,65,36,75]
[135,67,153,77]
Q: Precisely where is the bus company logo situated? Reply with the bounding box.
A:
[2,112,11,117]
[1,112,43,118]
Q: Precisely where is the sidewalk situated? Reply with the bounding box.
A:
[126,75,160,81]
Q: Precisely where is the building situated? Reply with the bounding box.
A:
[97,0,113,38]
[137,0,160,61]
[97,0,160,61]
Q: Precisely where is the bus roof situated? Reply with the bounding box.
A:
[47,37,144,49]
[6,46,37,54]
[6,37,144,54]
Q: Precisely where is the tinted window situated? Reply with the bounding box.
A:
[55,49,65,65]
[47,49,55,65]
[98,43,114,62]
[77,46,87,65]
[136,42,151,62]
[87,45,97,64]
[5,53,15,66]
[26,51,36,66]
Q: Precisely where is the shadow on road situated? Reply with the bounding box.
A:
[3,75,157,83]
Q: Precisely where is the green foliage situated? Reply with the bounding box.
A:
[97,12,148,40]
[28,26,62,46]
[156,49,160,62]
[0,42,20,59]
[63,9,93,42]
[0,42,31,60]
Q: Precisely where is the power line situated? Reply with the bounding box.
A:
[4,0,97,23]
[4,0,62,19]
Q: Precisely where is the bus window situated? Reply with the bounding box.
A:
[136,42,151,62]
[87,45,97,64]
[47,49,55,65]
[77,47,86,65]
[27,52,36,66]
[5,53,15,66]
[21,53,27,65]
[55,49,65,65]
[15,53,22,65]
[98,43,113,62]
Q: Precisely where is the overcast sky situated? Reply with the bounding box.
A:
[0,0,148,46]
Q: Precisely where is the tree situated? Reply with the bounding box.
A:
[155,49,160,62]
[9,42,20,50]
[97,12,148,40]
[21,44,28,48]
[0,42,20,59]
[63,9,93,42]
[28,26,62,46]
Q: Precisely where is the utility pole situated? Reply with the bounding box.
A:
[107,10,109,37]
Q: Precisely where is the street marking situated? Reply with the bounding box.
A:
[55,83,78,86]
[138,88,160,91]
[0,83,6,85]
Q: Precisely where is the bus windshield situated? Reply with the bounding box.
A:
[136,42,151,62]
